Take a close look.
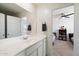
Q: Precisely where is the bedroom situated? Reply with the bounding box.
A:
[52,5,74,56]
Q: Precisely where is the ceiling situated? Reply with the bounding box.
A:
[0,3,74,17]
[34,3,74,10]
[0,3,27,17]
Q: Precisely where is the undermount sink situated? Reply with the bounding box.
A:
[21,35,31,40]
[23,36,28,40]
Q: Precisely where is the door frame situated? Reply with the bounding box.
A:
[5,14,7,38]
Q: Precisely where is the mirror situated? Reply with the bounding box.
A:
[21,17,31,35]
[0,13,31,39]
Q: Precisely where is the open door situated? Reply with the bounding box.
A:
[0,13,5,39]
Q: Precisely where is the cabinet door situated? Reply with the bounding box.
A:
[38,45,43,56]
[26,40,43,56]
[43,39,46,56]
[0,13,5,39]
[7,15,21,38]
[38,39,46,56]
[29,50,38,56]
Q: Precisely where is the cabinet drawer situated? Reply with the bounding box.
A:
[26,40,43,55]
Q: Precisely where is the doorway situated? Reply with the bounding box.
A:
[52,5,74,56]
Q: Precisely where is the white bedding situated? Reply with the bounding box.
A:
[52,34,55,42]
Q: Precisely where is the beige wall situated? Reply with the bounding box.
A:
[18,3,53,35]
[36,7,52,35]
[26,12,37,34]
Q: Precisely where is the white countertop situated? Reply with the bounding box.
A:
[0,34,46,56]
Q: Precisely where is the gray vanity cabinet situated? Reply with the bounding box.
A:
[16,39,46,56]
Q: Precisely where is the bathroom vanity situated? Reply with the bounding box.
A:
[0,34,46,56]
[0,12,46,56]
[0,4,46,56]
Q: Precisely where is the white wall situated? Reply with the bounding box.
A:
[52,6,74,35]
[36,8,52,35]
[74,4,79,56]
